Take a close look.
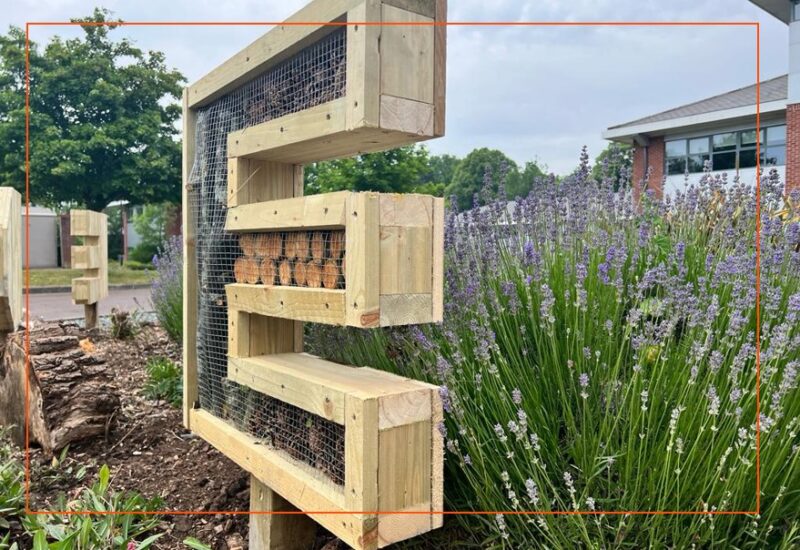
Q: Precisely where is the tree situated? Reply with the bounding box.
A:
[304,145,431,195]
[507,160,545,200]
[0,9,185,210]
[591,143,633,190]
[130,202,170,263]
[445,148,520,210]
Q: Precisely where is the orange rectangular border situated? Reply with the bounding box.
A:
[23,18,763,517]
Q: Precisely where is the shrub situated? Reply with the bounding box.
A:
[309,152,800,548]
[142,357,182,407]
[23,464,165,548]
[151,235,182,343]
[110,308,140,340]
[129,242,159,264]
[123,260,150,271]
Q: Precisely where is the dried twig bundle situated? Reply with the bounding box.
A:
[306,261,323,288]
[259,258,276,285]
[278,259,293,285]
[323,260,339,289]
[239,233,257,256]
[311,231,325,261]
[234,256,260,284]
[329,230,345,259]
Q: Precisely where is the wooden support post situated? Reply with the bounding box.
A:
[84,303,98,330]
[70,209,107,329]
[249,475,317,550]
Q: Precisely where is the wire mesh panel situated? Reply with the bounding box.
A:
[188,29,347,484]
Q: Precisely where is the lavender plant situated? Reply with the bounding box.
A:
[309,150,800,548]
[151,235,182,343]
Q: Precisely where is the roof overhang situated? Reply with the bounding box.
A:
[603,99,787,143]
[749,0,791,24]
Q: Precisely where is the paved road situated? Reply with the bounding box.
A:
[28,287,153,322]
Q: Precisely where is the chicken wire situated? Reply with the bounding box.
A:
[188,28,347,485]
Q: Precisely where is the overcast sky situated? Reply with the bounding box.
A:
[2,0,789,174]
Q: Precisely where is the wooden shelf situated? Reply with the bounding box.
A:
[190,350,444,549]
[0,187,21,332]
[70,210,108,306]
[225,191,443,328]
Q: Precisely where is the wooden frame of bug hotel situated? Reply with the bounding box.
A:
[70,209,108,329]
[183,1,446,548]
[0,187,22,336]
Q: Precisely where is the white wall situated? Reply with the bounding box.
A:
[664,165,786,197]
[790,20,800,103]
[21,213,59,268]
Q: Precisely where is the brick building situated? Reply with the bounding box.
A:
[604,0,799,198]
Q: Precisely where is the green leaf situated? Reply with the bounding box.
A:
[135,533,164,549]
[182,537,212,550]
[32,530,48,550]
[98,464,110,494]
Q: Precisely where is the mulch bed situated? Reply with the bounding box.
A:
[25,323,351,550]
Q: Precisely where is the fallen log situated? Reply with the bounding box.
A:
[0,324,120,455]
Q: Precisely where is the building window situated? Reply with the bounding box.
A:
[793,0,800,22]
[764,125,786,166]
[664,124,786,175]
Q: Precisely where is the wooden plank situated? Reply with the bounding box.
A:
[433,0,447,137]
[379,294,432,326]
[378,421,431,512]
[431,197,444,322]
[377,502,435,547]
[227,283,347,325]
[228,98,348,159]
[0,187,21,332]
[228,352,430,401]
[70,209,104,237]
[71,277,101,305]
[189,409,353,523]
[345,395,380,550]
[379,95,434,136]
[380,5,434,103]
[249,476,317,550]
[378,388,431,429]
[186,0,361,108]
[378,193,433,226]
[71,245,100,270]
[228,158,297,208]
[182,88,199,428]
[226,192,349,232]
[430,387,444,527]
[345,193,380,328]
[379,226,432,295]
[346,0,382,131]
[227,355,347,424]
[84,303,98,330]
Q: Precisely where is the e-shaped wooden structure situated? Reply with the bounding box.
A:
[70,210,108,329]
[183,0,446,548]
[0,188,22,336]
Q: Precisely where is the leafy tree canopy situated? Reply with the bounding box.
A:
[591,143,633,190]
[304,145,433,195]
[0,9,185,210]
[446,147,533,210]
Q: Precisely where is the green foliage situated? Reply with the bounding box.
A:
[423,153,461,189]
[0,10,184,210]
[24,465,165,549]
[106,207,123,261]
[32,445,87,491]
[310,169,800,548]
[446,148,533,210]
[131,202,175,263]
[183,537,212,550]
[0,428,24,534]
[123,260,150,271]
[142,357,182,407]
[151,236,182,343]
[305,145,432,195]
[591,143,633,190]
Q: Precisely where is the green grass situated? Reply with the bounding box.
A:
[29,265,154,287]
